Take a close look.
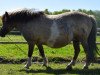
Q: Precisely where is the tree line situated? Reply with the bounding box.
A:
[44,9,100,27]
[0,16,2,26]
[0,9,100,27]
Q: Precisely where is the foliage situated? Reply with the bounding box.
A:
[0,16,2,26]
[44,9,52,15]
[44,9,100,27]
[93,10,100,27]
[52,9,71,15]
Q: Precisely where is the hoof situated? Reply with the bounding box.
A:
[43,64,48,67]
[24,65,30,69]
[46,66,52,70]
[83,66,88,70]
[66,66,73,71]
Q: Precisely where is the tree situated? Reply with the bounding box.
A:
[62,9,70,12]
[52,9,70,15]
[44,9,100,27]
[93,10,100,27]
[0,16,2,26]
[44,9,52,15]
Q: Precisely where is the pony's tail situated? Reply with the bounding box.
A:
[88,16,100,60]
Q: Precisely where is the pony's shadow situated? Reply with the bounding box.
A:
[19,67,100,75]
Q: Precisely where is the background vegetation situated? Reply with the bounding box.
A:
[0,9,100,27]
[0,16,2,26]
[44,9,100,27]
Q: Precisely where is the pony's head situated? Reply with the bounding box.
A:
[0,12,15,37]
[0,9,44,37]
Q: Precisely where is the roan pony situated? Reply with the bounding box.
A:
[0,9,99,70]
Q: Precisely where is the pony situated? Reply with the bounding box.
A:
[0,9,99,69]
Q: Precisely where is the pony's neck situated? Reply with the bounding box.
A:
[14,23,24,32]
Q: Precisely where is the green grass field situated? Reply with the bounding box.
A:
[0,35,100,75]
[0,35,88,61]
[0,35,100,61]
[0,63,100,75]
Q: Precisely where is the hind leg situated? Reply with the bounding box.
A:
[37,43,48,67]
[81,41,92,69]
[66,40,80,70]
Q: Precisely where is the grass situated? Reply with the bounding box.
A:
[0,35,25,42]
[0,44,83,61]
[0,35,100,62]
[0,35,100,42]
[0,63,100,75]
[0,35,100,75]
[96,36,100,42]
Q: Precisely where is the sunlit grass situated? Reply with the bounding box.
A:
[0,63,100,75]
[0,35,99,61]
[0,35,25,42]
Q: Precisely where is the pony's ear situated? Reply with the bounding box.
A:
[5,11,9,18]
[3,11,9,21]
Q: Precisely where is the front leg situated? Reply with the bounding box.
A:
[37,43,48,67]
[24,57,32,69]
[25,42,35,69]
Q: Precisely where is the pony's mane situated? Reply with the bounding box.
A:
[60,11,89,18]
[3,9,44,23]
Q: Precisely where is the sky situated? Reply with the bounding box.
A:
[0,0,100,15]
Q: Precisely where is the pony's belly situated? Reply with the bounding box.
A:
[46,39,70,48]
